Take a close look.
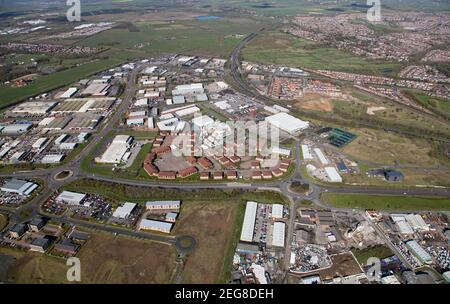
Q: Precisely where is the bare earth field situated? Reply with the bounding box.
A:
[172,201,242,284]
[76,232,176,283]
[295,93,334,112]
[0,232,177,284]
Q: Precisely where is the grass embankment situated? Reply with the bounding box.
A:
[62,178,290,204]
[0,214,8,231]
[352,245,394,266]
[321,193,450,211]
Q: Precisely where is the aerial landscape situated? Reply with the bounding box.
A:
[0,0,449,292]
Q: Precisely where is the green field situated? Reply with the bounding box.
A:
[0,58,126,109]
[80,18,266,58]
[321,193,450,211]
[407,91,450,119]
[352,245,394,266]
[0,214,8,231]
[242,31,402,76]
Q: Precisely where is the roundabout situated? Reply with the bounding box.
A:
[175,235,197,257]
[54,170,74,181]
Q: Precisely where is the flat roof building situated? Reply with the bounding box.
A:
[314,148,329,165]
[406,240,433,265]
[32,137,48,149]
[265,113,309,135]
[301,145,313,160]
[56,191,86,205]
[139,219,173,233]
[240,201,258,243]
[1,179,38,196]
[145,200,181,210]
[112,202,137,219]
[60,87,78,99]
[271,204,284,219]
[97,135,133,164]
[272,222,286,247]
[324,167,343,183]
[11,101,57,114]
[0,123,32,135]
[41,154,64,164]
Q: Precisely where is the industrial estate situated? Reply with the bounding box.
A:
[0,0,449,287]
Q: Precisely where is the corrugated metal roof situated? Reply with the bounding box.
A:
[240,201,257,242]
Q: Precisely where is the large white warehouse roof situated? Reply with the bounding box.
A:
[56,191,86,205]
[265,113,309,134]
[113,202,136,219]
[271,204,284,219]
[272,222,286,247]
[324,167,342,183]
[301,145,313,160]
[240,201,257,242]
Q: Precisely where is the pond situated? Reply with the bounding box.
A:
[195,15,222,21]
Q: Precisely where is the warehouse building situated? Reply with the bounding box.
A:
[271,147,291,157]
[56,191,86,205]
[272,222,286,248]
[97,135,133,164]
[391,214,414,235]
[301,145,313,160]
[81,82,110,96]
[0,123,32,135]
[392,214,430,232]
[405,214,430,231]
[265,113,309,135]
[127,118,145,126]
[55,134,69,145]
[11,101,58,115]
[145,200,181,210]
[147,117,155,129]
[139,219,173,233]
[173,95,186,104]
[240,201,258,243]
[175,106,200,117]
[406,240,433,265]
[41,154,64,164]
[1,179,38,195]
[112,202,137,219]
[172,83,204,96]
[271,204,284,219]
[313,148,329,165]
[32,138,48,149]
[324,167,343,183]
[60,87,78,99]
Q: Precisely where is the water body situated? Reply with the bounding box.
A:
[195,16,222,21]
